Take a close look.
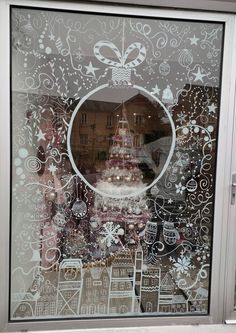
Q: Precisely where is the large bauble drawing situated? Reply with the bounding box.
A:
[67,84,176,199]
[72,199,87,218]
[178,49,193,68]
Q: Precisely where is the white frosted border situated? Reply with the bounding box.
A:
[67,83,176,199]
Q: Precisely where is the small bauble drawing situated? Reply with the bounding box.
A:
[46,190,57,201]
[52,211,67,230]
[90,216,101,229]
[163,221,180,245]
[150,185,159,196]
[178,49,193,68]
[186,178,198,193]
[72,199,87,218]
[159,61,170,76]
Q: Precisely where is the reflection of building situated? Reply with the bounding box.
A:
[71,93,169,175]
[187,287,208,313]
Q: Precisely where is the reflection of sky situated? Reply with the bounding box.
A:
[91,89,139,103]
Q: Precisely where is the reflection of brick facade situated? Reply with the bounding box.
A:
[71,93,167,174]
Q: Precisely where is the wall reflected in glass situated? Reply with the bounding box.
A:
[11,7,223,319]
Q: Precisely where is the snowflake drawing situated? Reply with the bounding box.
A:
[175,182,186,194]
[176,111,187,125]
[100,222,124,248]
[169,253,196,278]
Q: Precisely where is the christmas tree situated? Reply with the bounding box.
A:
[90,104,151,258]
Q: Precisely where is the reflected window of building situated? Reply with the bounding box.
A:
[80,134,88,145]
[106,113,113,128]
[80,113,87,125]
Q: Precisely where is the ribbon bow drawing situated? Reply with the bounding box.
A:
[94,40,146,85]
[94,40,146,69]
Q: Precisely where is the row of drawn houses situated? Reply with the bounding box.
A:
[12,246,208,318]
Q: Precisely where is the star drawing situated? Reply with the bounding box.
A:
[49,32,55,41]
[36,129,46,142]
[85,61,99,76]
[48,163,58,174]
[189,35,200,45]
[208,103,217,114]
[151,84,161,95]
[192,67,208,83]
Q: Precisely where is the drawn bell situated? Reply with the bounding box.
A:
[30,249,41,262]
[162,85,174,104]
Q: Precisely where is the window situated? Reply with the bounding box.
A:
[86,278,92,288]
[93,280,102,287]
[80,134,88,145]
[106,113,113,127]
[9,4,226,324]
[119,282,125,290]
[113,269,119,277]
[146,302,152,312]
[89,304,95,315]
[144,279,149,286]
[80,305,88,315]
[134,115,144,125]
[80,113,87,125]
[103,276,109,288]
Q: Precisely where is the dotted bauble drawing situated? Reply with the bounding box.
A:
[52,212,67,230]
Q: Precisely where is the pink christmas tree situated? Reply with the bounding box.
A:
[89,105,151,259]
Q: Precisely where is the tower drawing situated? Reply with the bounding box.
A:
[133,245,143,312]
[140,266,160,313]
[108,250,135,315]
[56,259,83,316]
[79,267,110,316]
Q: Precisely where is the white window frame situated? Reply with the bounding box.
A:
[0,0,236,331]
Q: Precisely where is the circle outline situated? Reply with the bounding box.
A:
[67,84,176,198]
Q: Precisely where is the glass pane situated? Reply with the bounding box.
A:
[10,6,224,320]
